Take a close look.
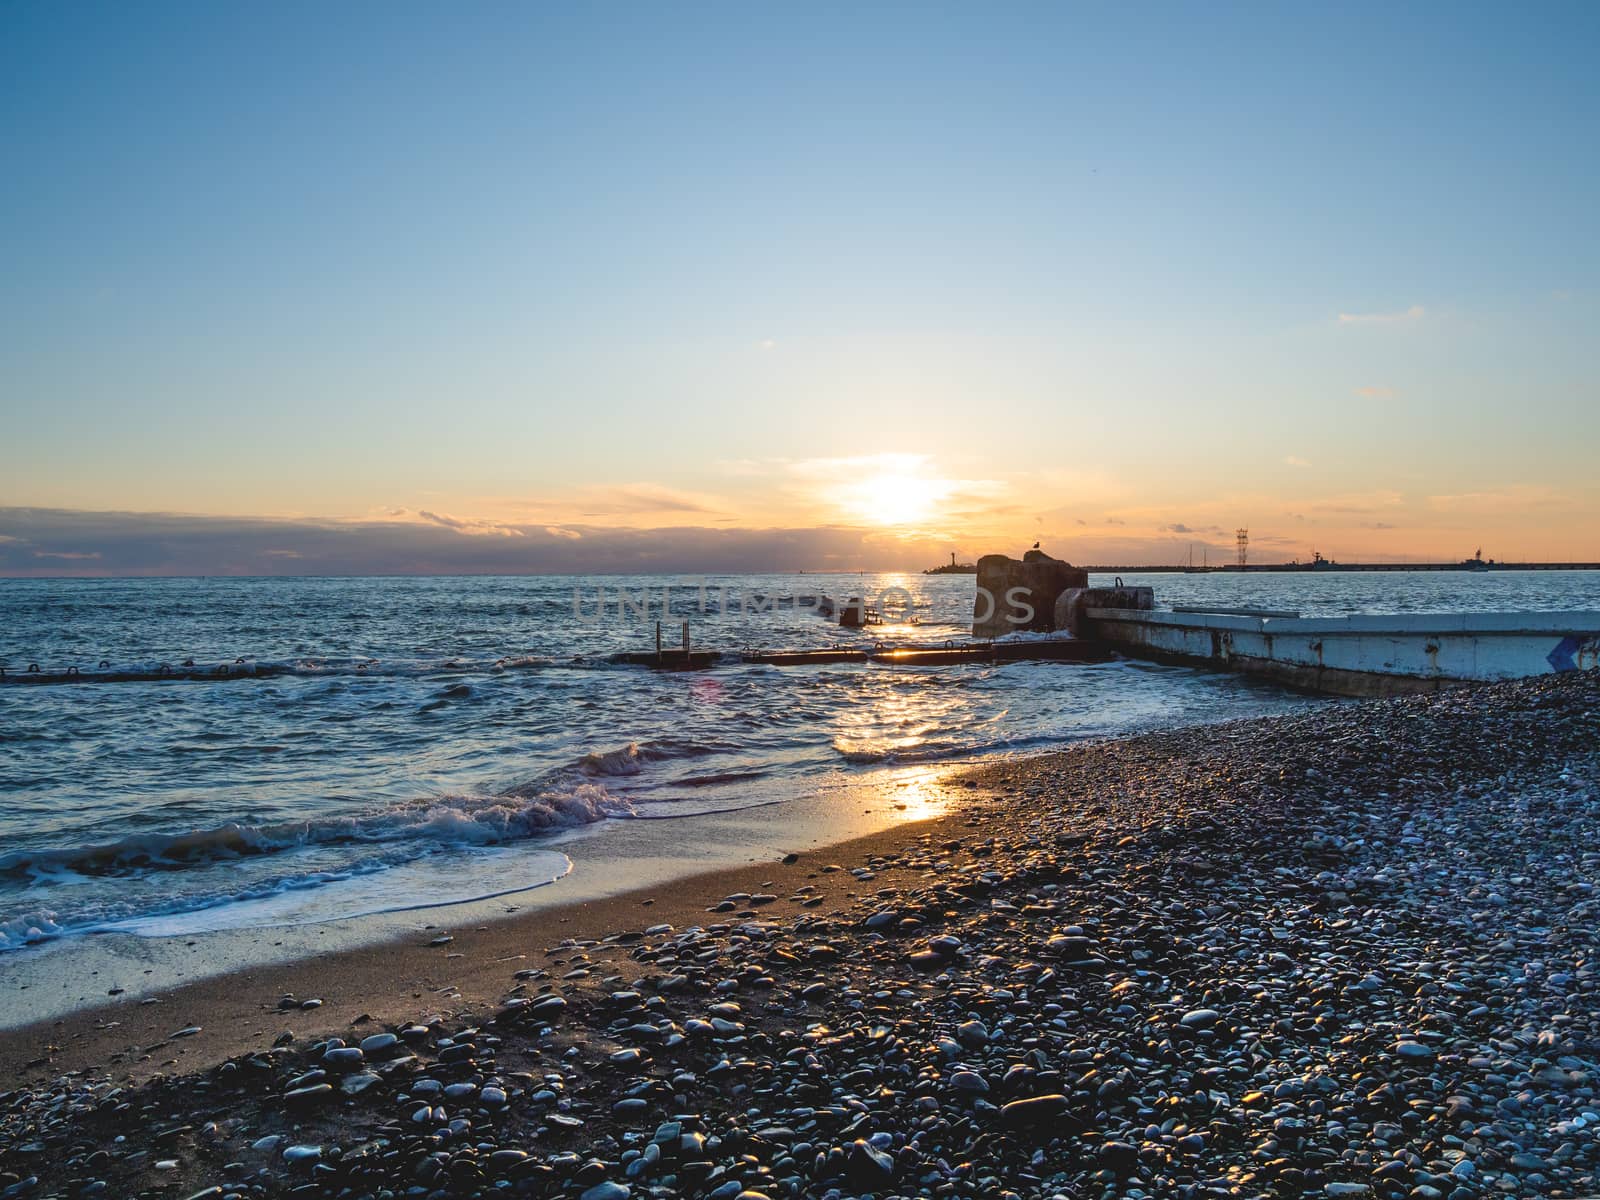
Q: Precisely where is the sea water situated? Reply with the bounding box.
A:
[2,570,1595,950]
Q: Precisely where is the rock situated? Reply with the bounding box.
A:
[1097,1141,1139,1173]
[340,1071,382,1096]
[999,1094,1071,1126]
[845,1140,895,1187]
[955,1019,989,1047]
[972,550,1087,637]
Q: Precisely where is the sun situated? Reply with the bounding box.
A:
[846,471,951,528]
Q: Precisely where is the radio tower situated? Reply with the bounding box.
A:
[1236,528,1249,567]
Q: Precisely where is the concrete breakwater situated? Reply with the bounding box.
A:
[1082,607,1600,696]
[962,549,1600,696]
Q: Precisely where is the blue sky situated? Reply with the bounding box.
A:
[2,1,1596,572]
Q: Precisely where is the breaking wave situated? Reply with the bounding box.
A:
[0,782,626,883]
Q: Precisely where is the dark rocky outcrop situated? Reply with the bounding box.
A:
[972,550,1087,638]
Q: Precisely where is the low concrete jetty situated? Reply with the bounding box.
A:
[609,649,725,670]
[743,640,1113,668]
[1081,605,1600,696]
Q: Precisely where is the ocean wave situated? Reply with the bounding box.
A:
[0,654,558,687]
[0,909,67,950]
[0,737,716,886]
[562,738,728,779]
[0,783,628,883]
[831,730,1067,766]
[0,848,577,950]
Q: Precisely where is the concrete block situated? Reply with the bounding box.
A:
[973,550,1088,638]
[1055,586,1154,637]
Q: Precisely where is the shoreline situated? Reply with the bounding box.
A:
[2,672,1597,1199]
[0,796,985,1083]
[0,760,978,1040]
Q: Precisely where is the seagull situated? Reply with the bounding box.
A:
[1032,541,1041,550]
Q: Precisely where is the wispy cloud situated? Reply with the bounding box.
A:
[1354,385,1394,398]
[1426,484,1560,514]
[415,510,527,537]
[1338,304,1424,325]
[1284,455,1313,468]
[479,483,730,525]
[587,484,721,516]
[1311,488,1404,515]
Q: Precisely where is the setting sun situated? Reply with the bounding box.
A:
[847,471,950,528]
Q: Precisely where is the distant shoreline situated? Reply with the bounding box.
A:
[1083,561,1600,573]
[4,563,1600,582]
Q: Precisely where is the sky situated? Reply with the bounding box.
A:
[2,1,1596,575]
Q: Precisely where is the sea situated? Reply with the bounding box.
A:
[2,570,1596,953]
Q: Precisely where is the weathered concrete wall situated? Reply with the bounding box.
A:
[972,551,1088,638]
[1084,607,1600,696]
[1054,586,1154,638]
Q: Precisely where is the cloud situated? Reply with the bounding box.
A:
[1284,455,1312,468]
[1338,305,1425,325]
[1354,385,1394,398]
[1312,489,1404,515]
[0,507,979,576]
[1362,522,1397,530]
[1166,523,1195,533]
[1426,484,1560,514]
[597,484,721,515]
[415,510,527,537]
[468,483,728,527]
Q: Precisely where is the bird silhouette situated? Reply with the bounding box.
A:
[1032,541,1041,550]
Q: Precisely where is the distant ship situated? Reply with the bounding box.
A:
[924,553,977,575]
[1283,550,1339,570]
[1461,548,1494,571]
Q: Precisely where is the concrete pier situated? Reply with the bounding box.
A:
[742,640,1113,669]
[1082,606,1600,696]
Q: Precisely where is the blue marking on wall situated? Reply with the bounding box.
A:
[1547,636,1582,672]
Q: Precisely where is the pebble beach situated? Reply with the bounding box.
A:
[2,671,1597,1200]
